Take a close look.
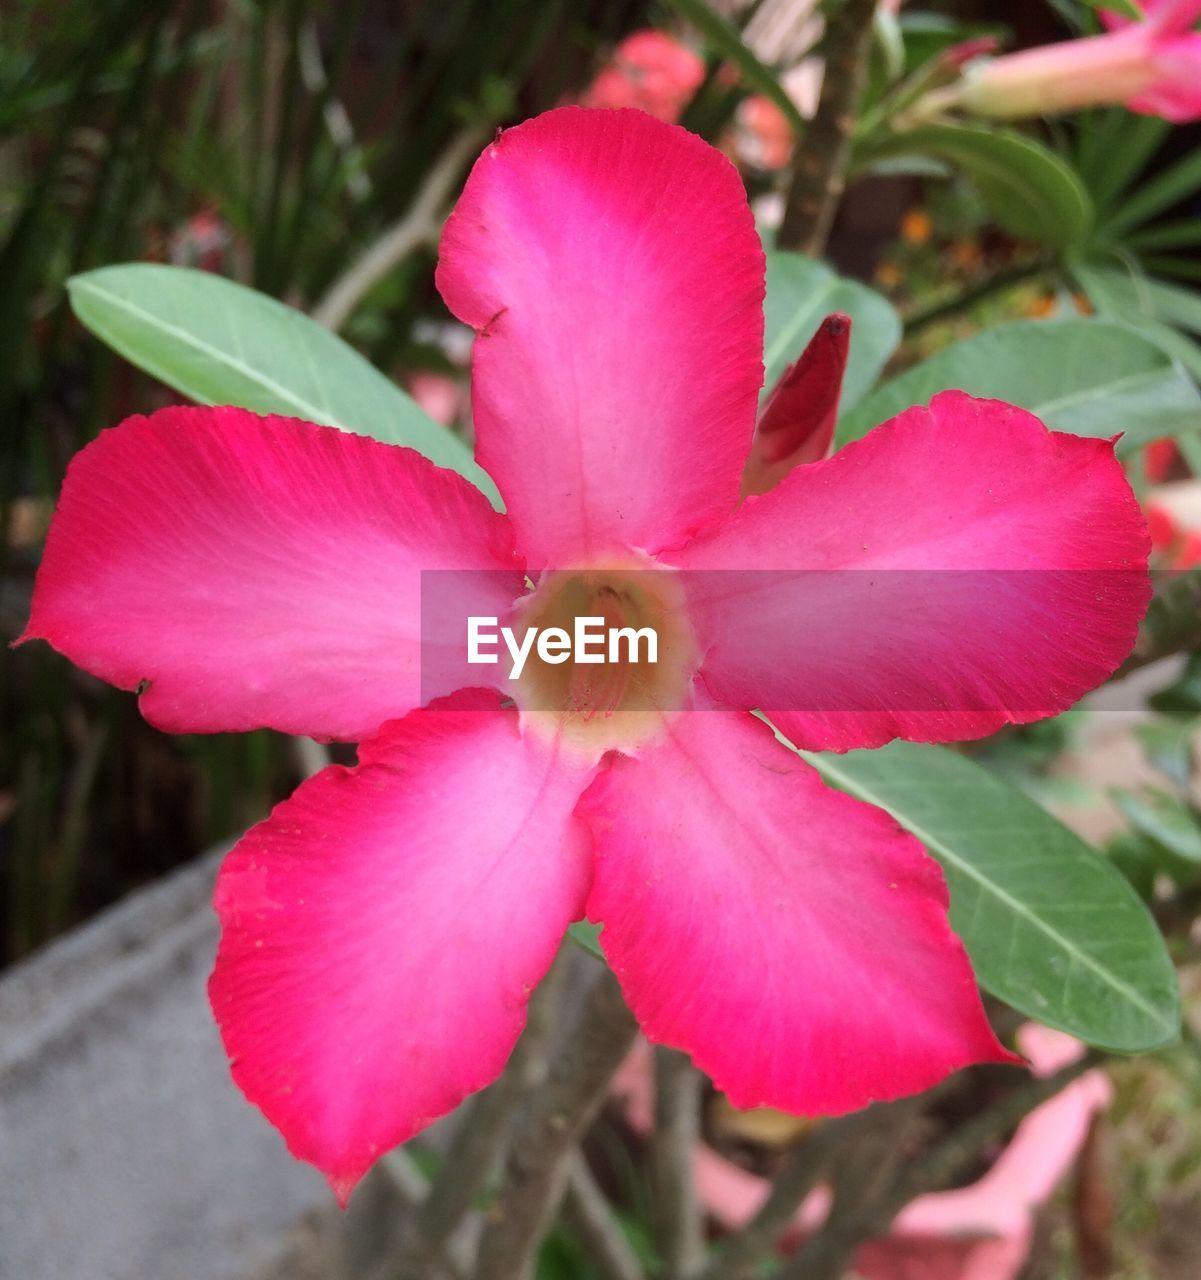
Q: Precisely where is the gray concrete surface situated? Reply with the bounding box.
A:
[0,849,333,1280]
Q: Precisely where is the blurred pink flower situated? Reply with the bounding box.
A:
[1147,479,1201,567]
[405,371,463,426]
[581,30,704,122]
[169,207,230,272]
[735,94,794,170]
[957,0,1201,121]
[731,64,822,170]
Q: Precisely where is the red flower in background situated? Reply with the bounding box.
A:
[581,30,704,122]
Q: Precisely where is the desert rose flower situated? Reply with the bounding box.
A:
[23,108,1150,1203]
[953,0,1201,122]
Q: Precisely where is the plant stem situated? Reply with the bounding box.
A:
[652,1048,705,1279]
[563,1155,647,1280]
[777,0,880,256]
[902,258,1051,335]
[473,967,639,1280]
[312,124,487,332]
[775,1097,925,1280]
[693,1109,871,1280]
[395,951,574,1280]
[777,1056,1099,1280]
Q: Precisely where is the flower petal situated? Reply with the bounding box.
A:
[1135,33,1201,120]
[209,690,595,1203]
[578,708,1015,1114]
[24,406,522,739]
[742,312,851,495]
[673,392,1150,752]
[436,106,765,567]
[1139,0,1201,34]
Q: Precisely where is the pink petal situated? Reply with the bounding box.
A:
[1099,1,1201,31]
[436,107,765,567]
[209,690,595,1203]
[578,708,1015,1114]
[673,392,1150,752]
[742,312,851,495]
[1134,32,1201,119]
[23,406,522,739]
[1141,0,1201,34]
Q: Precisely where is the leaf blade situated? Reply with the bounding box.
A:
[663,0,807,136]
[763,251,901,412]
[839,316,1201,454]
[68,263,500,502]
[795,739,1180,1052]
[870,124,1092,248]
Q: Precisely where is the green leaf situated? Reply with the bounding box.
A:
[662,0,806,135]
[1137,719,1197,792]
[1081,112,1168,214]
[1098,143,1201,239]
[1126,219,1201,254]
[567,920,605,962]
[1079,0,1140,19]
[763,252,902,412]
[839,317,1201,455]
[1075,261,1201,336]
[794,739,1180,1052]
[1075,260,1201,387]
[870,123,1092,248]
[1149,655,1201,719]
[67,263,500,503]
[1112,787,1201,866]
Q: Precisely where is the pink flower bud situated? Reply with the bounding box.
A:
[958,3,1201,122]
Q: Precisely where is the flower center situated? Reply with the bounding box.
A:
[509,561,698,756]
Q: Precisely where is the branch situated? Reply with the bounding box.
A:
[377,1150,470,1280]
[473,967,640,1280]
[395,953,572,1280]
[312,124,487,331]
[693,1108,872,1280]
[652,1048,705,1279]
[902,258,1050,335]
[563,1155,647,1280]
[775,1096,925,1280]
[777,0,880,256]
[777,1057,1099,1280]
[891,1056,1099,1205]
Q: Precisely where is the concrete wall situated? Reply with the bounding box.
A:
[0,850,334,1280]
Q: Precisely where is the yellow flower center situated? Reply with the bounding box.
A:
[509,559,698,756]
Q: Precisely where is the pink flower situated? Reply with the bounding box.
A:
[23,108,1149,1204]
[581,30,705,122]
[956,0,1201,121]
[405,371,463,426]
[1147,479,1201,567]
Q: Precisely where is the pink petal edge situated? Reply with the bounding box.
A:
[22,406,522,740]
[209,690,596,1203]
[579,705,1017,1116]
[437,106,766,567]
